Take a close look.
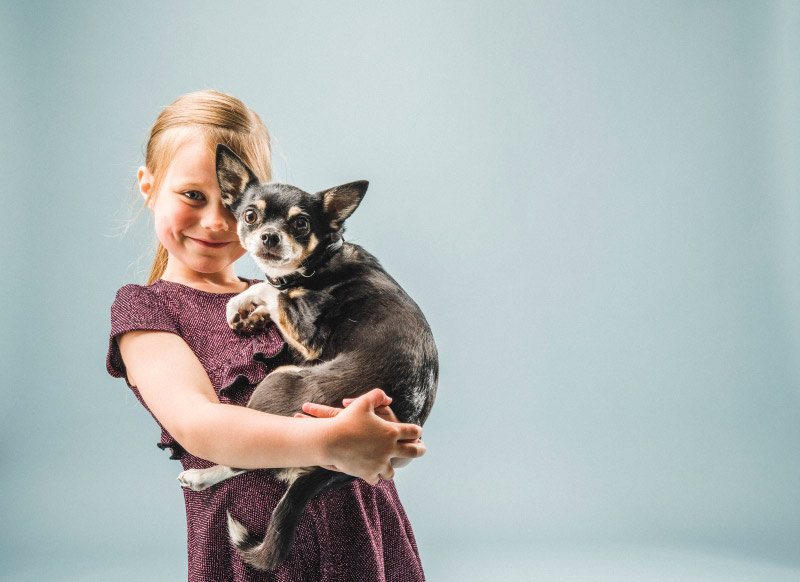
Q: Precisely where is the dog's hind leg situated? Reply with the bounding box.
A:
[178,465,247,491]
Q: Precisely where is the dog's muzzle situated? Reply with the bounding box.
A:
[261,229,281,249]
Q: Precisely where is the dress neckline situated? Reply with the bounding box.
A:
[152,277,255,296]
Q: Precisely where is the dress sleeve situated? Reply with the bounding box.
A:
[106,284,180,378]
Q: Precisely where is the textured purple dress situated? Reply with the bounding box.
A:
[107,279,425,582]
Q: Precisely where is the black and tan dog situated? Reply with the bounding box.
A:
[177,144,439,571]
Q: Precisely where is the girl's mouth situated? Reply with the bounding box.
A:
[189,237,235,249]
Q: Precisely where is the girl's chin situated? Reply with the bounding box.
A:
[169,251,242,273]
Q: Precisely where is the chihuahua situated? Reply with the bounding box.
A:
[177,144,439,571]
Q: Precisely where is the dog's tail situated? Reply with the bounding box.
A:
[227,468,354,571]
[226,506,294,572]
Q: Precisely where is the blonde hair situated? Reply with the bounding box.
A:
[142,90,272,284]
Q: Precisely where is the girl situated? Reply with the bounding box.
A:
[107,90,427,581]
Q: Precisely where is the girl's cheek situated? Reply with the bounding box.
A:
[153,214,178,247]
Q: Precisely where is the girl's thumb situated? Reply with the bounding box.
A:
[343,389,391,409]
[356,388,388,412]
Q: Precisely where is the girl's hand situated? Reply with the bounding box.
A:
[297,388,425,484]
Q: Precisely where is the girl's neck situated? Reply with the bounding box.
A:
[161,261,249,294]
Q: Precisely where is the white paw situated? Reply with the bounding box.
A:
[178,466,247,491]
[228,306,271,332]
[178,469,212,491]
[226,296,269,332]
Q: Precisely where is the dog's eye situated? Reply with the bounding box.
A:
[244,209,258,224]
[294,217,309,232]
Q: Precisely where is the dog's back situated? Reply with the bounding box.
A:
[298,243,438,424]
[245,242,437,426]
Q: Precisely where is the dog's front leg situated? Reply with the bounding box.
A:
[178,465,248,491]
[227,282,280,332]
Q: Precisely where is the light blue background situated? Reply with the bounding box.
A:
[2,1,799,580]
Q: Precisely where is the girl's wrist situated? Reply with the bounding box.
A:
[302,416,338,468]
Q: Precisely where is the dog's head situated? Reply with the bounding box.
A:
[215,144,368,277]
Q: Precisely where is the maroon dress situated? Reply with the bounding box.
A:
[107,279,425,582]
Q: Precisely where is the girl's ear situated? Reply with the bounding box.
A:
[138,166,155,208]
[216,144,259,212]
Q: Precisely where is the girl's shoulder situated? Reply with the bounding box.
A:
[111,280,176,321]
[113,281,161,302]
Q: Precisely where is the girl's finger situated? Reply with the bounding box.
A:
[395,440,427,459]
[343,393,391,407]
[347,389,393,410]
[301,402,341,418]
[396,423,423,441]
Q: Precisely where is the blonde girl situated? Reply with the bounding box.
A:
[107,90,426,581]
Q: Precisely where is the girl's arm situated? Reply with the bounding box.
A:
[117,330,424,484]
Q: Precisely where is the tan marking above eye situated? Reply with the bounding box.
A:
[288,206,302,218]
[255,200,267,210]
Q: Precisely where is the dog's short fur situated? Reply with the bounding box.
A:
[177,144,439,571]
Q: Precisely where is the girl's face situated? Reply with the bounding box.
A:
[139,135,246,281]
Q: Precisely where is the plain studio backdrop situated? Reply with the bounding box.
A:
[2,2,800,581]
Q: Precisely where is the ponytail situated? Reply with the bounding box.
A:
[147,243,170,285]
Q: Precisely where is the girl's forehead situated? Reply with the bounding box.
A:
[163,136,216,185]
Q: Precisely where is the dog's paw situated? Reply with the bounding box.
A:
[227,309,248,332]
[228,305,271,332]
[226,295,269,332]
[179,466,247,491]
[178,469,213,491]
[226,297,250,331]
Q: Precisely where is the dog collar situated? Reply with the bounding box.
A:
[265,237,344,290]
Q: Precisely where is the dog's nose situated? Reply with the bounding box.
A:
[261,231,281,248]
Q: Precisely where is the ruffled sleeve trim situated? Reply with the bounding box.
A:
[106,284,181,379]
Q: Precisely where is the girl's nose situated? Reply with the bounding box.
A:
[201,203,232,231]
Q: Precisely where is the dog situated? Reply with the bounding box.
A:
[177,144,439,571]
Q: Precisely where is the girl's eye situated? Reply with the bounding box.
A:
[244,209,258,224]
[183,190,204,201]
[294,217,309,231]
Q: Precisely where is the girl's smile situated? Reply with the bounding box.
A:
[188,237,237,249]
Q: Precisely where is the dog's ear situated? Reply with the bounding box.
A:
[317,180,369,231]
[216,144,259,211]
